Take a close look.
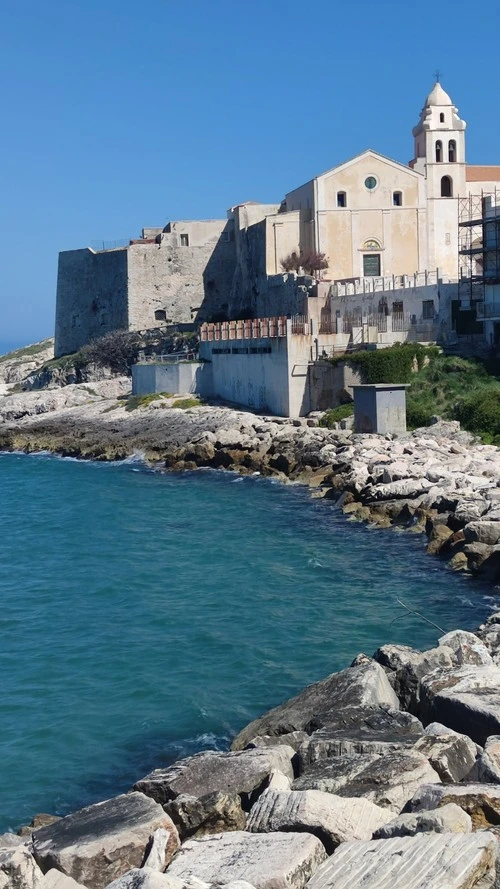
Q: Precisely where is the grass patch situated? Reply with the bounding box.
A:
[124,393,172,412]
[0,339,53,363]
[171,397,201,409]
[319,403,354,428]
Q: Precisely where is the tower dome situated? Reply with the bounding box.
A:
[425,82,453,107]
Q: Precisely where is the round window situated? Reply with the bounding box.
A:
[365,176,377,190]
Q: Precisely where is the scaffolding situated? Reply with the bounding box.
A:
[458,190,500,310]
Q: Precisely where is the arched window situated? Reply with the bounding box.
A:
[435,140,442,163]
[440,113,445,123]
[337,191,347,208]
[448,140,456,162]
[441,176,453,198]
[393,191,402,206]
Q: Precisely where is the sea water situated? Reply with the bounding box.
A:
[0,451,495,831]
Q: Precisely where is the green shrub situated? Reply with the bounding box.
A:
[319,403,354,428]
[171,397,200,409]
[333,343,438,384]
[124,393,171,412]
[453,391,500,439]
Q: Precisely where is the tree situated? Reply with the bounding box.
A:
[280,250,329,277]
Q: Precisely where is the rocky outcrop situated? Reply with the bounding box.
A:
[31,793,179,889]
[0,340,54,388]
[165,831,327,889]
[231,661,398,750]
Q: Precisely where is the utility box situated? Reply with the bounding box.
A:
[352,384,409,435]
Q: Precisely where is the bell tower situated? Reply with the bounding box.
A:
[412,80,467,276]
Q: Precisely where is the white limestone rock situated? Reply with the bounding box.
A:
[166,831,327,889]
[301,708,423,760]
[304,832,497,889]
[477,736,500,783]
[419,664,500,745]
[231,661,399,750]
[372,802,472,838]
[104,871,185,889]
[247,789,392,853]
[43,870,89,889]
[438,629,494,666]
[374,643,454,712]
[143,828,170,872]
[407,782,500,829]
[0,837,25,851]
[134,747,295,806]
[412,731,478,782]
[463,521,500,545]
[295,751,440,813]
[0,846,44,889]
[32,792,179,889]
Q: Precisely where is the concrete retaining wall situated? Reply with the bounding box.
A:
[132,362,212,397]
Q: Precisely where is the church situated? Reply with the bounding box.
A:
[260,81,500,283]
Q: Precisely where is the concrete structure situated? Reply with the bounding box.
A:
[131,361,212,399]
[353,385,409,435]
[459,190,500,345]
[55,79,500,358]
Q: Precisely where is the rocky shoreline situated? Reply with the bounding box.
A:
[2,381,500,584]
[4,384,500,886]
[4,617,500,888]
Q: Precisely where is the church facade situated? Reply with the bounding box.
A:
[262,82,500,282]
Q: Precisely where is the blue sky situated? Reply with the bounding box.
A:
[1,0,500,350]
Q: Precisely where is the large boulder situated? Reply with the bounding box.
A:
[299,708,423,761]
[372,803,472,838]
[295,751,440,813]
[412,731,478,782]
[32,792,179,889]
[164,792,246,840]
[246,789,392,853]
[103,872,185,889]
[419,664,500,745]
[42,871,89,889]
[438,630,493,666]
[373,644,454,713]
[165,831,327,889]
[304,833,497,889]
[134,747,294,808]
[231,662,399,750]
[0,846,44,889]
[477,736,500,783]
[406,783,500,828]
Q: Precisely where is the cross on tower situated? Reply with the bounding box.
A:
[434,69,442,83]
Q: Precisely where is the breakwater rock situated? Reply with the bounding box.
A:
[6,612,500,888]
[3,387,500,584]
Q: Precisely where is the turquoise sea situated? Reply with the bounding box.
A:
[0,451,495,831]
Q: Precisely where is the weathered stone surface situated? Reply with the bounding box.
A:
[0,846,44,889]
[134,748,294,807]
[438,630,494,666]
[412,731,478,782]
[374,644,454,713]
[43,870,89,889]
[231,662,399,750]
[331,751,441,812]
[296,751,439,812]
[419,664,500,745]
[305,833,496,889]
[477,736,500,783]
[463,520,500,545]
[407,783,500,828]
[372,803,472,838]
[166,831,327,889]
[32,792,179,889]
[104,871,185,889]
[142,828,170,872]
[426,523,454,554]
[18,815,61,839]
[293,754,381,794]
[244,733,309,753]
[364,478,433,501]
[164,792,246,840]
[0,837,24,851]
[299,708,423,761]
[247,789,392,853]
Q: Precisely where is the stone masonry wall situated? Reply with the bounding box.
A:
[55,248,128,357]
